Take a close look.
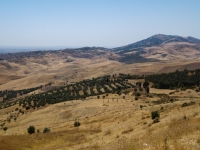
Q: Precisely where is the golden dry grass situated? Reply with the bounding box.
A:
[1,76,200,149]
[121,127,133,134]
[0,129,87,150]
[1,44,200,150]
[105,103,200,150]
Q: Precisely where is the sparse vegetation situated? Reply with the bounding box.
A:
[1,60,200,149]
[74,121,81,127]
[43,127,50,133]
[151,111,160,120]
[181,101,196,107]
[27,126,35,134]
[3,127,7,133]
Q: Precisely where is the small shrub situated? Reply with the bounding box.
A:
[74,121,81,127]
[1,122,5,127]
[27,126,35,134]
[3,127,7,132]
[151,111,160,120]
[181,102,188,107]
[43,127,50,133]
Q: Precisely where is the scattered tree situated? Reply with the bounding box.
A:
[3,127,7,133]
[151,111,160,120]
[74,121,81,127]
[27,126,35,134]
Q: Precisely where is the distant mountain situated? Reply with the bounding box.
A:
[0,46,77,54]
[0,46,111,60]
[68,46,109,51]
[113,34,200,52]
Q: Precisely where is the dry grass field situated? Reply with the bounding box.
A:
[1,86,200,149]
[1,45,200,149]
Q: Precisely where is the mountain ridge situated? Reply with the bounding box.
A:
[113,34,200,52]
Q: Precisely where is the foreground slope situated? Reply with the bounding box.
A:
[1,86,200,149]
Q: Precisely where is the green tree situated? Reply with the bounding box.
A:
[143,81,149,88]
[74,121,81,127]
[27,126,35,134]
[151,111,160,120]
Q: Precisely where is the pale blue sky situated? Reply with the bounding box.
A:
[0,0,200,47]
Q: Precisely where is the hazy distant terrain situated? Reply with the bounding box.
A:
[1,34,200,90]
[0,46,78,53]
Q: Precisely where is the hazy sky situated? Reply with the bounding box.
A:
[0,0,200,47]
